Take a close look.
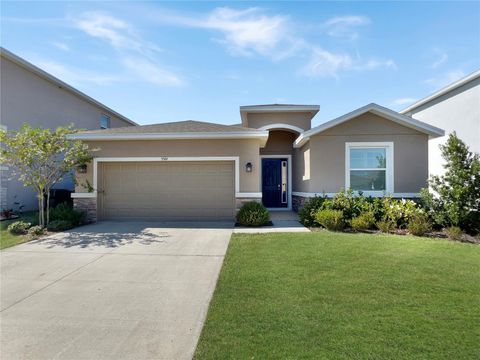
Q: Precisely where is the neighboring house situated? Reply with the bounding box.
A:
[70,103,444,222]
[401,70,480,177]
[0,48,137,211]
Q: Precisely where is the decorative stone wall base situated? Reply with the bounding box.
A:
[73,197,97,223]
[292,195,308,212]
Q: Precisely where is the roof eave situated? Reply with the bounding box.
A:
[400,69,480,114]
[68,131,269,144]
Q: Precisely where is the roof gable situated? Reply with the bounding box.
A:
[1,47,138,126]
[294,103,444,148]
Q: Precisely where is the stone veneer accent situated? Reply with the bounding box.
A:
[73,197,97,223]
[292,195,308,212]
[235,197,262,210]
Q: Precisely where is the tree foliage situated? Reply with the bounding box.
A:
[421,132,480,234]
[0,125,92,227]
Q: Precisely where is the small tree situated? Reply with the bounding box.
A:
[421,132,480,234]
[0,125,92,227]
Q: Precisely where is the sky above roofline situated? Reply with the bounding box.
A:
[1,1,479,127]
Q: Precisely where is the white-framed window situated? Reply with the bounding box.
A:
[100,114,110,129]
[345,142,394,194]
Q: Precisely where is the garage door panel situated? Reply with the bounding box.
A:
[99,161,235,220]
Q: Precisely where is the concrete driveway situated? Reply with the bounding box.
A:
[0,221,233,360]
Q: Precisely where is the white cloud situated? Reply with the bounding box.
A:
[302,48,352,77]
[324,15,370,40]
[392,97,417,105]
[72,12,160,55]
[424,70,466,89]
[431,48,448,69]
[122,57,184,86]
[161,7,294,59]
[51,41,70,51]
[302,49,396,77]
[33,59,120,86]
[70,11,183,87]
[153,7,393,78]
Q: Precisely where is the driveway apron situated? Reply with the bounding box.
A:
[0,221,233,360]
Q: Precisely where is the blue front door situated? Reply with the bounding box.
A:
[262,158,288,208]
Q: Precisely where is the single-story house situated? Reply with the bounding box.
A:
[70,103,444,222]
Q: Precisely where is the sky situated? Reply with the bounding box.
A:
[1,1,479,127]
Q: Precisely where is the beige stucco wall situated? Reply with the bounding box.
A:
[260,130,296,155]
[405,77,479,177]
[307,112,429,193]
[0,56,134,210]
[292,142,310,192]
[75,138,262,193]
[246,112,312,131]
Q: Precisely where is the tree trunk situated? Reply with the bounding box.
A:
[46,189,50,225]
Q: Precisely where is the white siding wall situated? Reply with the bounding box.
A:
[407,77,480,177]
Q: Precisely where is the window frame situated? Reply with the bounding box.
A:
[100,114,111,129]
[345,142,394,195]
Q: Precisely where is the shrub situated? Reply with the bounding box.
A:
[315,209,344,231]
[377,220,395,233]
[444,226,463,241]
[298,196,326,226]
[49,203,85,226]
[7,221,31,235]
[421,133,480,234]
[326,189,372,221]
[1,209,15,219]
[47,220,74,232]
[237,202,270,227]
[350,211,376,231]
[27,225,45,238]
[407,213,432,236]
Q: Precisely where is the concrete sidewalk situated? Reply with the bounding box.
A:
[234,211,310,233]
[1,221,233,360]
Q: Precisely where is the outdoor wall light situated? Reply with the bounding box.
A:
[245,162,253,173]
[77,164,87,174]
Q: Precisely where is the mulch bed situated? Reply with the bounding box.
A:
[310,227,480,244]
[235,221,274,228]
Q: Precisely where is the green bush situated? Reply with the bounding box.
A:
[407,213,432,236]
[315,209,344,231]
[298,196,326,226]
[325,189,372,221]
[377,220,395,233]
[421,133,480,234]
[350,211,376,231]
[236,202,270,227]
[444,226,463,241]
[27,225,45,238]
[7,221,31,235]
[50,203,85,226]
[47,220,74,232]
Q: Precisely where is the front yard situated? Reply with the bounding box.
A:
[195,231,480,359]
[0,212,37,250]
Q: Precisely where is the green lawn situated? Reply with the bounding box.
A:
[195,231,480,360]
[0,212,38,250]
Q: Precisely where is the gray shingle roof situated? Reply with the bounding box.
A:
[80,120,259,134]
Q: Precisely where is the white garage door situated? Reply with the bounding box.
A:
[98,161,235,220]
